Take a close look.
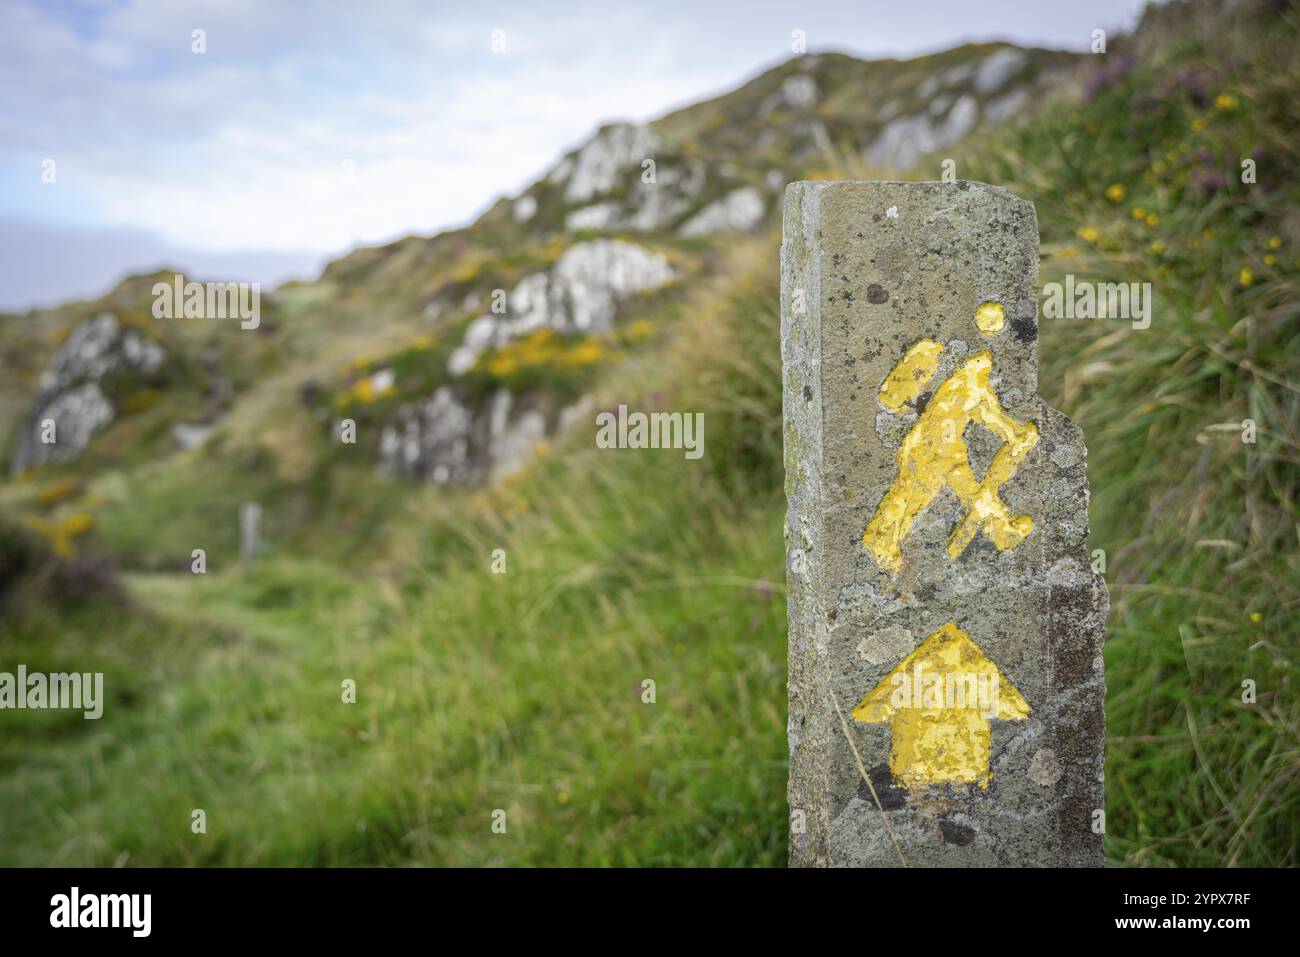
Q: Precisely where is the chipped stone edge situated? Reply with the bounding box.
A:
[782,181,830,866]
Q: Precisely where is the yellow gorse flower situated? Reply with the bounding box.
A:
[476,328,614,379]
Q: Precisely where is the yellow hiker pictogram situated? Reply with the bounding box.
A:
[863,320,1039,574]
[852,621,1030,789]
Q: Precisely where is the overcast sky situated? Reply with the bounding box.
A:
[0,0,1148,311]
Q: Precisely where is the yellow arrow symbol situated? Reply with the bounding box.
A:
[851,622,1030,790]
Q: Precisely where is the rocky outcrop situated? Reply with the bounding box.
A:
[973,48,1027,93]
[448,239,675,375]
[10,313,166,473]
[380,386,475,483]
[562,160,707,234]
[861,48,1036,171]
[865,94,979,170]
[381,237,674,485]
[558,123,661,204]
[380,387,582,484]
[678,186,768,237]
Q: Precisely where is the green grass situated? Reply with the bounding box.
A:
[1,0,1297,867]
[0,241,790,866]
[959,0,1300,866]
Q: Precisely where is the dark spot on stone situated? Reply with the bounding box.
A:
[866,284,889,304]
[843,290,854,303]
[827,608,838,624]
[959,536,999,562]
[913,390,931,414]
[859,764,908,810]
[1011,317,1037,343]
[803,385,812,402]
[939,817,976,845]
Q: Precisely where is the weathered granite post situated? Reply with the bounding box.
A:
[782,181,1106,867]
[239,502,261,566]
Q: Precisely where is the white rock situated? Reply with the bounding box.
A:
[864,95,979,170]
[448,240,675,375]
[782,74,818,108]
[945,94,979,139]
[943,62,976,86]
[39,313,120,392]
[173,422,214,450]
[566,202,620,231]
[985,88,1029,124]
[678,186,767,237]
[563,123,660,204]
[12,312,168,473]
[547,156,574,185]
[379,386,475,483]
[551,238,676,330]
[17,383,114,469]
[512,195,538,222]
[489,391,548,482]
[974,48,1025,93]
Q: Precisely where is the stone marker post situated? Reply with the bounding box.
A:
[240,501,261,566]
[782,181,1106,867]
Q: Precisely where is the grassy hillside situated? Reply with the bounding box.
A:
[1,0,1297,866]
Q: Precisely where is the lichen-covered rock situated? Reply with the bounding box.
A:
[379,386,567,484]
[562,161,706,234]
[512,195,538,222]
[984,88,1029,124]
[560,123,661,204]
[487,390,548,482]
[379,385,475,483]
[173,422,215,450]
[678,186,768,237]
[974,48,1027,93]
[864,95,979,170]
[448,239,675,375]
[10,312,166,473]
[782,74,819,109]
[38,312,164,394]
[760,74,819,115]
[566,202,621,232]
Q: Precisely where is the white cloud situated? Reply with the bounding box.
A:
[1,0,1149,269]
[2,0,741,252]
